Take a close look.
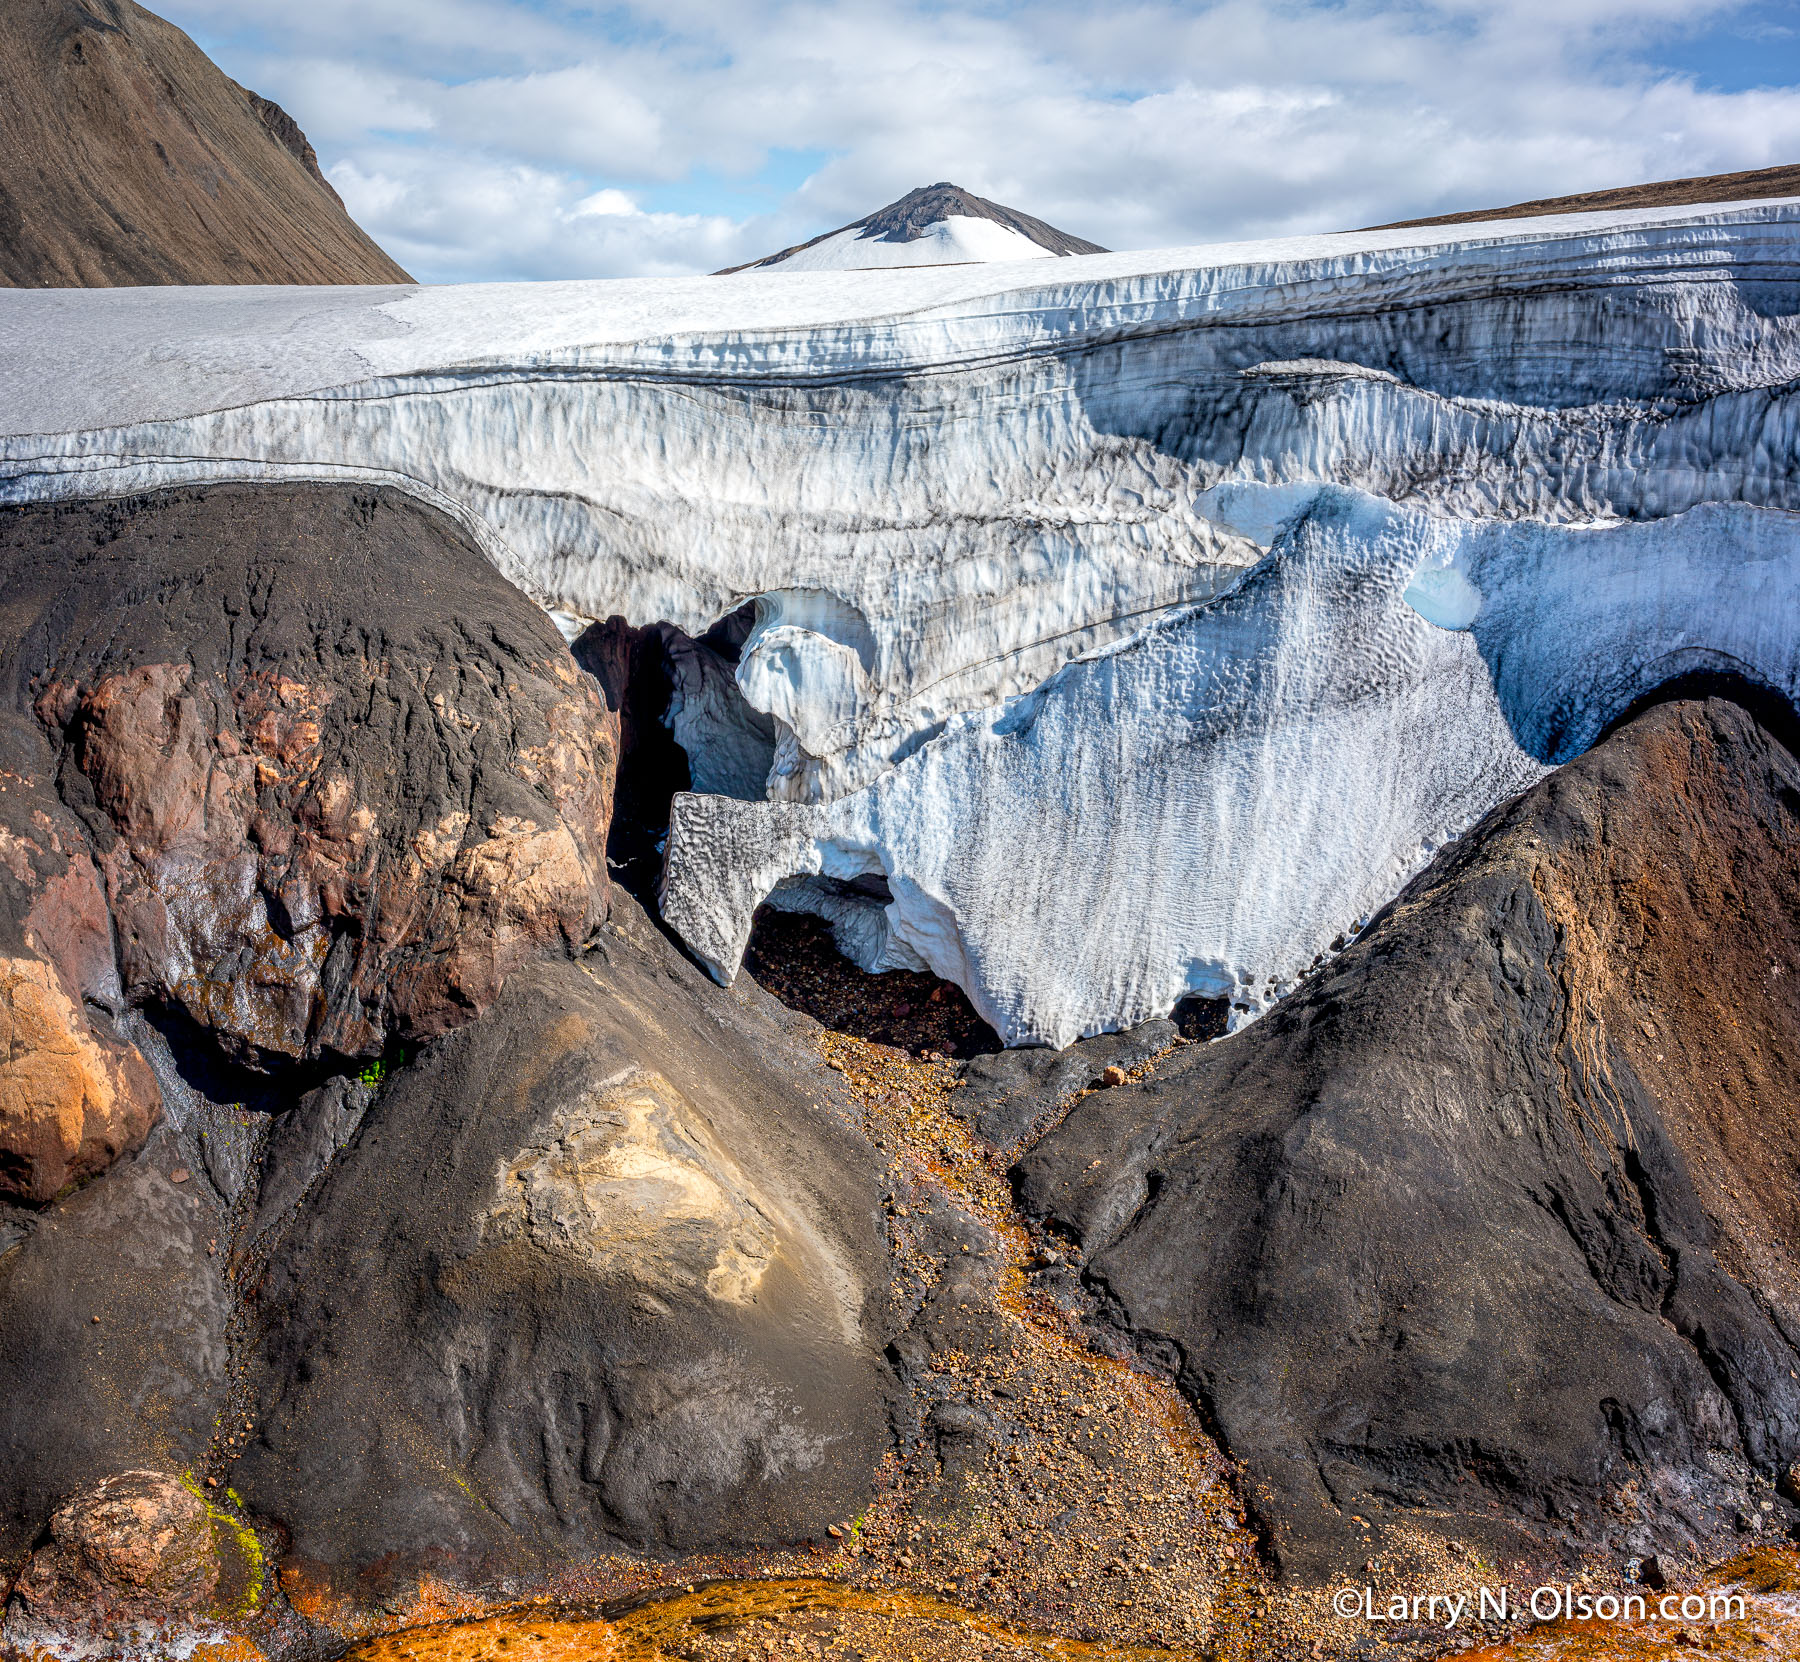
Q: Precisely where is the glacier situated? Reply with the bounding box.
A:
[665,488,1800,1045]
[4,200,1800,1044]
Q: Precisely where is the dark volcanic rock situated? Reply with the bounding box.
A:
[0,1133,231,1575]
[1017,697,1800,1581]
[0,0,411,286]
[249,1074,375,1241]
[0,481,885,1622]
[234,893,891,1603]
[0,484,618,1069]
[955,1018,1176,1155]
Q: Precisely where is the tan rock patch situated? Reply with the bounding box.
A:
[0,955,159,1205]
[482,1067,779,1304]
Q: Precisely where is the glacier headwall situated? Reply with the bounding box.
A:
[4,201,1800,1043]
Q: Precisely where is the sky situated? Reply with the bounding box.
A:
[150,0,1800,284]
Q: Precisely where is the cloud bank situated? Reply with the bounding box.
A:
[153,0,1800,282]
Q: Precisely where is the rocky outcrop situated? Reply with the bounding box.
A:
[0,0,411,286]
[1017,695,1800,1581]
[0,483,882,1622]
[0,954,158,1205]
[234,893,890,1605]
[955,1018,1176,1155]
[0,483,617,1068]
[0,710,161,1205]
[12,1471,217,1625]
[0,894,894,1625]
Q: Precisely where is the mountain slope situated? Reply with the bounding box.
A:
[720,181,1107,273]
[1019,692,1800,1580]
[0,0,411,287]
[1369,160,1800,231]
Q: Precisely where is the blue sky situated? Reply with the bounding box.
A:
[1653,2,1800,89]
[150,0,1800,283]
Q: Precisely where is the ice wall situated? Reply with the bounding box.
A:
[4,202,1800,1042]
[663,488,1800,1045]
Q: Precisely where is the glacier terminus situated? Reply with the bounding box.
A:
[5,200,1800,1045]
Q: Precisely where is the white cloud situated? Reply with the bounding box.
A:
[571,189,642,219]
[330,155,758,280]
[151,0,1800,281]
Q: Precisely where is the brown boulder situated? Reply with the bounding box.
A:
[1,484,618,1066]
[12,1470,217,1623]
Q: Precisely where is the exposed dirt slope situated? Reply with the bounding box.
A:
[1367,161,1800,230]
[0,0,411,286]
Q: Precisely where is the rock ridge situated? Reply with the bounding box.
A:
[1017,694,1800,1580]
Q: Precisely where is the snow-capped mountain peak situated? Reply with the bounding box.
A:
[720,181,1108,273]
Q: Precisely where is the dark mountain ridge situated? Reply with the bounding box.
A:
[719,180,1108,273]
[1369,160,1800,231]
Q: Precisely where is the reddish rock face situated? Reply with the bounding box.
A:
[2,485,618,1071]
[39,652,613,1063]
[12,1470,218,1624]
[0,753,160,1205]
